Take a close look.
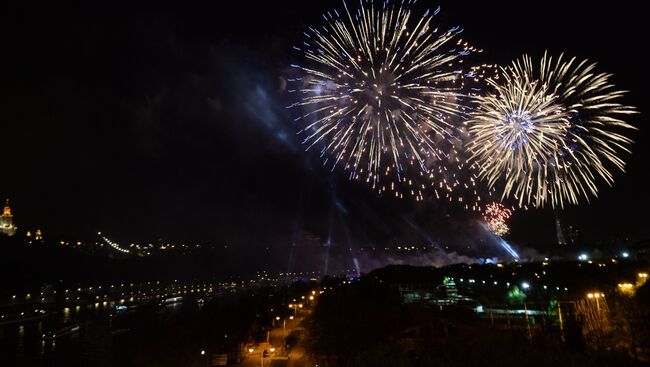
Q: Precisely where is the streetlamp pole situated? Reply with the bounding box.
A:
[523,302,532,340]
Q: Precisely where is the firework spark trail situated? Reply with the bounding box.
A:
[289,0,478,202]
[482,202,513,236]
[466,52,637,208]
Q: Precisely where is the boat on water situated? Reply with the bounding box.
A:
[112,303,138,313]
[42,324,81,340]
[164,296,183,304]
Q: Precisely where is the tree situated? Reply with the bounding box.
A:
[507,286,526,306]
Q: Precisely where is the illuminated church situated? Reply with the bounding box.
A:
[0,199,17,236]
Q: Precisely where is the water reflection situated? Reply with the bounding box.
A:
[1,298,193,367]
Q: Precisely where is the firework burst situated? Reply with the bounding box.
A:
[288,0,478,200]
[466,52,637,208]
[483,202,512,237]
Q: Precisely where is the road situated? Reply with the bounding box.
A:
[268,344,306,367]
[259,312,309,367]
[286,343,306,367]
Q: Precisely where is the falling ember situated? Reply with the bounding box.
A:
[288,0,477,201]
[482,202,512,237]
[466,52,637,208]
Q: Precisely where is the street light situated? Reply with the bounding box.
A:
[587,292,605,313]
[248,347,268,367]
[586,292,604,299]
[283,318,286,338]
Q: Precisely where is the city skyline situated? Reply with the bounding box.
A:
[1,2,649,366]
[2,1,647,251]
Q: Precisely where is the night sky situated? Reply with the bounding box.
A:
[2,1,648,253]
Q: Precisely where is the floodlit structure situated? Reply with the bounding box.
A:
[0,199,17,236]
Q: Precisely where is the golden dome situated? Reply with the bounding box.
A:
[2,199,11,216]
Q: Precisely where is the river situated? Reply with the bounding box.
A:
[1,301,185,367]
